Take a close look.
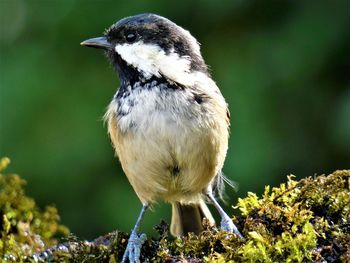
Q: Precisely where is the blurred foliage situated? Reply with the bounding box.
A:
[23,170,349,262]
[0,0,349,239]
[0,157,69,261]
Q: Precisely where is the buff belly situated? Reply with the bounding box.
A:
[106,86,228,204]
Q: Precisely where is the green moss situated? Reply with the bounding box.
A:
[0,158,69,262]
[43,170,350,262]
[1,157,349,262]
[232,171,350,262]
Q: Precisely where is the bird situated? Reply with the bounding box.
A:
[81,13,242,263]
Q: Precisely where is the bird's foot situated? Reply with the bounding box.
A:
[220,215,243,239]
[122,231,147,263]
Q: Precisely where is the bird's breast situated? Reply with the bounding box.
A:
[106,81,228,203]
[113,81,204,133]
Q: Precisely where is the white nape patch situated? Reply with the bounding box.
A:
[177,27,201,57]
[115,42,198,86]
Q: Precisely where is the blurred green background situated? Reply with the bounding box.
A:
[0,0,349,239]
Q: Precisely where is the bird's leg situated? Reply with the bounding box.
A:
[122,203,148,263]
[206,189,243,239]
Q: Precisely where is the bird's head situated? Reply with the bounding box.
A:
[81,13,208,86]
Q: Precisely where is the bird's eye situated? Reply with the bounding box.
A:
[125,32,137,43]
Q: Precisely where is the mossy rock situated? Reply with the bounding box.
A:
[0,158,69,262]
[0,157,349,262]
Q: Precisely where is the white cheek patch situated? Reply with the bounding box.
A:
[115,42,197,86]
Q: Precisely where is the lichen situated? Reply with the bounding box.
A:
[0,157,69,262]
[1,157,349,262]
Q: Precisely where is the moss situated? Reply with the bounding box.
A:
[0,158,69,262]
[232,171,350,262]
[1,157,349,262]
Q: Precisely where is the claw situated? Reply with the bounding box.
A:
[220,215,243,239]
[122,231,147,263]
[206,189,243,239]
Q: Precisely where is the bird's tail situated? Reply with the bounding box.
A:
[170,200,215,236]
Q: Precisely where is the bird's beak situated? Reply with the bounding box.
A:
[80,36,111,50]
